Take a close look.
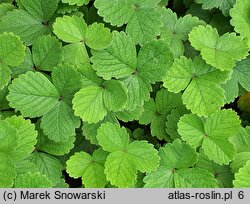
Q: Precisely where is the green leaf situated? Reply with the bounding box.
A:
[15,172,53,188]
[91,31,137,80]
[178,110,240,164]
[7,71,59,117]
[137,40,173,83]
[85,22,112,50]
[230,0,250,47]
[53,15,87,43]
[195,0,236,16]
[0,153,16,187]
[40,101,80,142]
[103,80,127,112]
[73,86,106,123]
[0,9,49,45]
[29,152,63,186]
[189,25,248,71]
[97,122,129,152]
[0,32,26,67]
[105,151,137,187]
[62,43,89,64]
[160,8,204,57]
[52,64,82,103]
[0,3,15,19]
[197,150,234,187]
[20,0,59,22]
[37,124,75,156]
[233,160,250,187]
[5,116,37,161]
[0,119,18,153]
[66,148,108,188]
[231,152,250,173]
[144,140,218,188]
[0,63,11,90]
[163,56,230,116]
[95,0,163,45]
[230,126,250,153]
[115,106,143,122]
[15,159,39,175]
[32,35,62,71]
[62,0,90,6]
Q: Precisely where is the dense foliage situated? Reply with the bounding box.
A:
[0,0,249,188]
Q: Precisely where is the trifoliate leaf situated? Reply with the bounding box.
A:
[0,153,16,187]
[29,152,63,186]
[0,119,17,153]
[139,89,182,140]
[0,63,11,90]
[53,15,87,43]
[85,23,112,50]
[37,124,75,156]
[163,56,230,116]
[40,101,80,142]
[144,140,218,187]
[178,109,240,164]
[0,3,15,19]
[62,0,90,6]
[66,148,108,188]
[5,116,37,161]
[230,126,250,153]
[189,25,248,71]
[161,8,204,57]
[52,64,82,103]
[102,80,127,112]
[137,40,173,83]
[62,43,89,64]
[97,122,160,188]
[0,9,49,45]
[233,160,250,187]
[0,32,26,67]
[73,86,106,123]
[196,150,234,187]
[20,0,59,22]
[231,152,250,173]
[32,35,62,71]
[7,71,59,117]
[97,122,129,152]
[91,32,137,80]
[83,113,119,145]
[95,0,162,45]
[166,106,190,140]
[230,0,250,47]
[15,172,53,188]
[195,0,236,16]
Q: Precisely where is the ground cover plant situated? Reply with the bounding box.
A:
[0,0,249,188]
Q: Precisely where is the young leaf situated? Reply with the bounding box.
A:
[15,172,53,188]
[7,71,59,117]
[189,25,248,71]
[66,148,108,188]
